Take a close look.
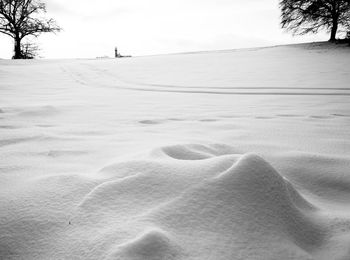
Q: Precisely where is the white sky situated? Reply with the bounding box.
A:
[0,0,328,59]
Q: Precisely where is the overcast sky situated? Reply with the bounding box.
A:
[0,0,328,59]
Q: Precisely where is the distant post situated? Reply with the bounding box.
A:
[115,47,119,58]
[114,47,131,58]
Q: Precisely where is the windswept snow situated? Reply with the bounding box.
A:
[1,42,350,259]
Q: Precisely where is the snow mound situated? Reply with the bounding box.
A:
[140,152,324,259]
[68,145,327,259]
[216,154,316,211]
[108,229,182,260]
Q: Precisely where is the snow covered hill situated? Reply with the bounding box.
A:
[1,42,350,259]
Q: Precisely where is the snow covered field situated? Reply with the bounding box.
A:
[1,42,350,259]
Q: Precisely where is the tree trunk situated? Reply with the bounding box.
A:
[329,20,338,42]
[13,36,22,59]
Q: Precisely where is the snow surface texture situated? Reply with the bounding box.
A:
[1,42,350,259]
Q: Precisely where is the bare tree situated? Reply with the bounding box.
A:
[0,0,61,59]
[280,0,350,42]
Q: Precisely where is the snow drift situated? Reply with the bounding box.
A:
[1,43,350,259]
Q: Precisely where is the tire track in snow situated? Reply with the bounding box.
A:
[71,62,350,96]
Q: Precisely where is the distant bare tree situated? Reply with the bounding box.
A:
[346,12,350,44]
[0,0,61,59]
[347,31,350,45]
[21,41,40,59]
[280,0,350,42]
